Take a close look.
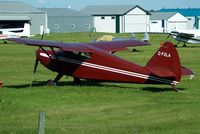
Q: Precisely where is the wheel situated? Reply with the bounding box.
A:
[3,41,7,44]
[73,77,82,85]
[47,80,56,86]
[0,80,4,88]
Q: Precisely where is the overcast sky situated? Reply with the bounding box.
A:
[2,0,200,10]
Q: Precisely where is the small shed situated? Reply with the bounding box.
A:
[150,12,188,33]
[39,8,93,33]
[0,1,47,35]
[81,5,150,33]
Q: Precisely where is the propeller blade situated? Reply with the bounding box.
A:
[33,57,39,74]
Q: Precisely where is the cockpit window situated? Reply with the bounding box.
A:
[56,50,91,61]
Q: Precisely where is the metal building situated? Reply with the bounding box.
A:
[39,8,93,33]
[0,1,47,35]
[150,12,188,33]
[81,5,151,33]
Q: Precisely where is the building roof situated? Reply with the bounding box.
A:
[0,1,44,13]
[159,8,200,16]
[81,5,150,15]
[39,8,91,17]
[150,12,177,20]
[0,16,30,21]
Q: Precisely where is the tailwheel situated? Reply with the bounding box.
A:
[171,84,179,92]
[47,79,56,86]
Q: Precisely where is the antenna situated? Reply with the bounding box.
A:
[67,0,71,8]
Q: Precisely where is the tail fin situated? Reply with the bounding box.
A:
[142,32,149,42]
[146,42,181,83]
[21,23,30,37]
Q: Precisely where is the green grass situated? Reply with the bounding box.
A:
[0,33,200,134]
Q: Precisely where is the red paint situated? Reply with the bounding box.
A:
[36,42,182,85]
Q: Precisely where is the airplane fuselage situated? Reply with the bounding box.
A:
[36,49,178,85]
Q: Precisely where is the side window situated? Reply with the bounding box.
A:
[86,24,90,28]
[101,16,105,20]
[71,24,75,29]
[151,21,158,24]
[54,24,59,29]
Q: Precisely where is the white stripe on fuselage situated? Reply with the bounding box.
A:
[39,53,178,85]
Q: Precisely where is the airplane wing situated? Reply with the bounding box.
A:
[90,40,149,52]
[6,38,93,53]
[181,66,195,76]
[7,38,149,53]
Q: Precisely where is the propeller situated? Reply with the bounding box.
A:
[30,32,44,87]
[30,56,39,88]
[33,57,39,74]
[33,31,44,73]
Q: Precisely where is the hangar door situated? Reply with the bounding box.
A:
[168,21,187,30]
[0,16,30,28]
[124,15,147,33]
[94,16,116,33]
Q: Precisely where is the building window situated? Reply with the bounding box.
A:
[86,24,90,28]
[188,18,192,21]
[151,21,158,24]
[71,24,75,28]
[101,16,105,19]
[54,24,59,29]
[111,16,115,19]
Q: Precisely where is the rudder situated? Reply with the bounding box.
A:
[146,42,181,83]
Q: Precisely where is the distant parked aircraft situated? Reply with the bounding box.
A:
[94,32,149,42]
[167,29,200,47]
[0,23,30,43]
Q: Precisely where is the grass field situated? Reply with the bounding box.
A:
[0,33,200,134]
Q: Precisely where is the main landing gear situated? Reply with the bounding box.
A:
[47,73,81,86]
[175,41,187,47]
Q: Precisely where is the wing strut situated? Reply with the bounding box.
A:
[50,47,58,59]
[40,46,52,59]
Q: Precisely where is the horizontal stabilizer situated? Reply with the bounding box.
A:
[147,67,176,78]
[181,66,195,76]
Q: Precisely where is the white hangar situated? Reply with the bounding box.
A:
[150,12,188,33]
[81,5,151,33]
[0,1,47,35]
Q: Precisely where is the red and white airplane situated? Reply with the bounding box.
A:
[7,38,194,91]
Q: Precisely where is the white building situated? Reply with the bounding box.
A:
[159,8,200,30]
[150,12,188,33]
[81,5,150,33]
[0,1,47,35]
